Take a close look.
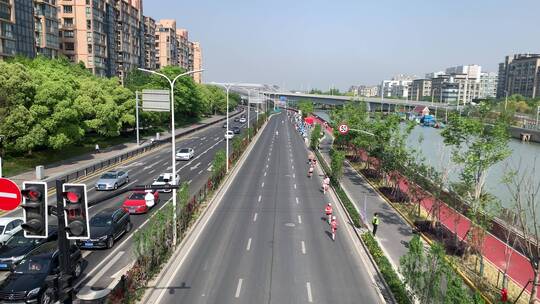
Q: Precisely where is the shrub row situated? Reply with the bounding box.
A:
[361,232,412,304]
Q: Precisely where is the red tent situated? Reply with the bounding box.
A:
[304,116,314,125]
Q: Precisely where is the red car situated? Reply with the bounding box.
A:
[122,191,159,214]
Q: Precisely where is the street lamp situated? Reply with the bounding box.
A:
[138,67,204,247]
[211,83,235,173]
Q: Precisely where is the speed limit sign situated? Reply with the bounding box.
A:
[338,124,349,135]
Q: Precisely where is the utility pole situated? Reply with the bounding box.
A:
[135,91,140,146]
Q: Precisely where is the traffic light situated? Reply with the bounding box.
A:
[62,184,90,240]
[21,182,48,238]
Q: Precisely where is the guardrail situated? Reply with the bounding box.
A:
[43,111,242,190]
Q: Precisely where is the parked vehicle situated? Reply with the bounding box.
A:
[76,208,131,249]
[0,241,83,304]
[122,191,160,214]
[0,218,23,245]
[152,173,179,193]
[0,227,58,272]
[225,130,234,139]
[232,126,241,134]
[95,171,129,191]
[175,148,194,160]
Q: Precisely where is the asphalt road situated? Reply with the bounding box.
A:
[0,109,257,296]
[144,112,383,304]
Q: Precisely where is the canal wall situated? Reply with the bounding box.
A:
[508,125,540,143]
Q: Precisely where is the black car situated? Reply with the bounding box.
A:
[232,126,241,134]
[0,241,83,304]
[234,117,240,122]
[76,207,131,249]
[0,227,58,272]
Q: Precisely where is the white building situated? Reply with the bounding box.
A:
[380,75,414,98]
[479,72,498,98]
[445,65,482,82]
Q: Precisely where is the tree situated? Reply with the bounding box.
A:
[441,102,511,273]
[310,124,322,150]
[297,99,314,118]
[504,163,540,303]
[330,149,345,182]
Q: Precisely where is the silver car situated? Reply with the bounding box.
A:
[95,171,129,191]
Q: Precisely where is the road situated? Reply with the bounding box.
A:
[0,109,257,297]
[143,112,384,304]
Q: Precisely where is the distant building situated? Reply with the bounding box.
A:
[34,0,59,58]
[431,74,480,104]
[13,0,35,58]
[445,65,482,82]
[425,71,444,79]
[479,72,498,98]
[0,0,16,59]
[143,16,156,70]
[176,28,189,70]
[349,85,378,97]
[114,0,144,81]
[409,79,432,101]
[191,41,202,83]
[497,54,540,99]
[380,75,414,98]
[155,19,178,68]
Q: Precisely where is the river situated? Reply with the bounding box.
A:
[315,111,540,210]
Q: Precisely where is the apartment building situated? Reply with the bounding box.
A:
[409,79,432,101]
[176,28,188,69]
[380,75,414,98]
[445,65,482,82]
[479,72,498,98]
[191,41,201,83]
[155,19,177,68]
[497,54,540,99]
[143,15,155,69]
[34,0,59,58]
[0,0,16,59]
[431,74,480,104]
[13,0,35,58]
[114,0,143,81]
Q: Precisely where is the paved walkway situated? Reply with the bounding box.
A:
[7,115,228,186]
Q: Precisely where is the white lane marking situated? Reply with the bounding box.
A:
[261,182,264,188]
[187,180,193,185]
[253,213,258,222]
[87,251,125,286]
[207,165,213,171]
[292,165,294,170]
[198,169,204,175]
[258,195,262,202]
[0,192,16,199]
[214,137,219,141]
[149,169,156,174]
[298,215,302,224]
[267,157,270,161]
[177,139,223,174]
[266,164,269,169]
[296,197,299,204]
[82,251,92,258]
[235,278,243,298]
[301,241,306,254]
[190,162,201,171]
[166,166,172,171]
[294,184,297,189]
[246,238,252,251]
[306,282,313,302]
[200,137,206,141]
[293,173,295,179]
[264,172,267,177]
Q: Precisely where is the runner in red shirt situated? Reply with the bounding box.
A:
[331,216,338,241]
[324,203,333,224]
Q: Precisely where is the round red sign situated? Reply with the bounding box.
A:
[0,178,22,211]
[338,124,349,135]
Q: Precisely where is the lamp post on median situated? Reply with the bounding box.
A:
[211,83,235,173]
[138,68,204,247]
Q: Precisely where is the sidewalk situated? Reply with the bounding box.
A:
[7,114,228,187]
[318,135,414,270]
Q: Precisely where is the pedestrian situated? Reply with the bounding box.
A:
[95,143,100,153]
[372,213,380,236]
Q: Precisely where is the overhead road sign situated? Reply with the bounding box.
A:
[142,89,171,112]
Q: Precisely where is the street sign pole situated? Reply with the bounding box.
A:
[136,91,140,146]
[55,179,73,303]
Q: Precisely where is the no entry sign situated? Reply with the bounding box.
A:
[0,178,22,211]
[338,124,349,135]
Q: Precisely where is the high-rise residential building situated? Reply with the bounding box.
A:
[188,39,193,71]
[409,79,432,101]
[431,74,480,104]
[497,54,540,99]
[479,72,498,98]
[114,0,143,81]
[191,41,201,83]
[13,0,35,58]
[155,19,178,68]
[58,0,109,76]
[176,28,189,69]
[143,15,156,69]
[445,65,482,82]
[0,0,16,59]
[380,75,414,98]
[34,0,59,58]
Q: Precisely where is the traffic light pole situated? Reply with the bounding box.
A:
[55,179,72,303]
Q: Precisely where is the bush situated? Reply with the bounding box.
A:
[330,149,345,182]
[310,124,322,150]
[362,232,412,304]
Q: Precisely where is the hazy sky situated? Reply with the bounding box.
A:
[145,0,540,91]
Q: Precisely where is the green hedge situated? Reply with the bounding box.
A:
[361,232,412,304]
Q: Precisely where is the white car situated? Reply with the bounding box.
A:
[239,117,247,123]
[225,130,234,140]
[0,218,23,245]
[152,173,179,192]
[176,148,194,160]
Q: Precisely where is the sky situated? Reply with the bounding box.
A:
[145,0,540,91]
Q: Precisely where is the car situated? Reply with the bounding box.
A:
[0,218,23,245]
[0,241,83,304]
[176,148,194,160]
[95,170,129,191]
[222,122,227,128]
[122,191,160,214]
[76,207,131,249]
[225,130,234,139]
[232,126,241,134]
[239,117,247,123]
[0,227,58,272]
[234,117,240,122]
[152,173,179,193]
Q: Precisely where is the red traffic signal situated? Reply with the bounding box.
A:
[22,189,42,201]
[62,184,89,240]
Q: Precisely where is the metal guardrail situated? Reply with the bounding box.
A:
[43,112,241,190]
